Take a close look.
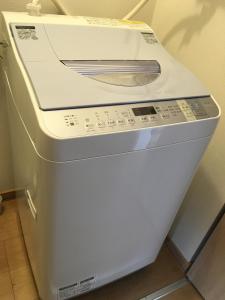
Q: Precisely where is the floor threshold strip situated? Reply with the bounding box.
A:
[140,278,188,300]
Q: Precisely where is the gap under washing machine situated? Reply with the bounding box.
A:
[1,12,220,300]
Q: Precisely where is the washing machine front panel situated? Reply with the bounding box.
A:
[45,136,210,298]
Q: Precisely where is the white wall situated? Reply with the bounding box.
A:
[48,0,157,23]
[145,0,225,261]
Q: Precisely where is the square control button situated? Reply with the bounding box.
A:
[117,119,127,125]
[107,120,116,127]
[97,121,106,128]
[85,123,95,129]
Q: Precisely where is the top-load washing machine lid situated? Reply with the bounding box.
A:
[11,23,208,110]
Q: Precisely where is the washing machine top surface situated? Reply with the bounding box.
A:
[1,12,220,162]
[10,19,208,111]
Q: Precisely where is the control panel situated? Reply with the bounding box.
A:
[42,97,219,138]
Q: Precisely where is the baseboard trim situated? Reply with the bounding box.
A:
[0,189,17,200]
[166,238,190,272]
[0,188,24,201]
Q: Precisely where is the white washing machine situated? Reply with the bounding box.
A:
[1,12,220,300]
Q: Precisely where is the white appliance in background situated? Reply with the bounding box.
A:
[1,12,220,300]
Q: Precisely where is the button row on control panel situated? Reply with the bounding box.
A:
[84,115,159,130]
[85,119,133,129]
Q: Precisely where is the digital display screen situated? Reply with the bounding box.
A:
[132,106,157,116]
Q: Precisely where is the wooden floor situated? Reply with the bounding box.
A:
[0,199,38,300]
[0,199,201,300]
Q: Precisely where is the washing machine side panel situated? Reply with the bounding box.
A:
[47,137,210,298]
[5,81,54,300]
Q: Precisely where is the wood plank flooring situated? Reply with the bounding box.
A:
[0,199,38,300]
[0,199,201,300]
